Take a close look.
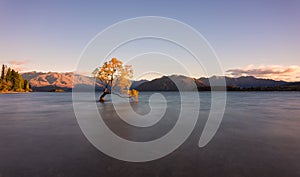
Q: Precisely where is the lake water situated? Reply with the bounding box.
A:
[0,92,299,177]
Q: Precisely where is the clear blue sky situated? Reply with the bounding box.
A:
[0,0,299,80]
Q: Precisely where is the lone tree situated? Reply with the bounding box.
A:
[93,58,139,102]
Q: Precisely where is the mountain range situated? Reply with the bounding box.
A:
[21,72,299,92]
[21,72,103,92]
[136,75,205,91]
[136,75,299,91]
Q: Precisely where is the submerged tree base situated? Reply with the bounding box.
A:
[99,97,105,103]
[99,91,110,102]
[98,90,139,103]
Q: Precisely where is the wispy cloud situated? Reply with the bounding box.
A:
[8,60,29,65]
[226,65,300,82]
[5,60,30,72]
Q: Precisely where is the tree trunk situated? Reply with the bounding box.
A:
[99,91,107,102]
[99,87,110,102]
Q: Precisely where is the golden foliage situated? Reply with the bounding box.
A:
[93,57,123,85]
[128,89,139,102]
[93,58,139,101]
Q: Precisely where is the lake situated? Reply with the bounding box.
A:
[0,92,299,177]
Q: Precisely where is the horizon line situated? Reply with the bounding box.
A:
[18,70,300,83]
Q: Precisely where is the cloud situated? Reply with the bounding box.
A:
[226,65,300,82]
[8,60,29,65]
[5,60,30,72]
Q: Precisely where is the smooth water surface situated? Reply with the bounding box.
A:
[0,92,299,177]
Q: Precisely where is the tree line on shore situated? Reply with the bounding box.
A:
[0,64,31,92]
[196,85,300,91]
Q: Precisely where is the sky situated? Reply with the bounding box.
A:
[0,0,299,81]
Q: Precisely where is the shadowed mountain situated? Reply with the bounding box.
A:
[285,82,300,86]
[199,76,288,88]
[130,79,148,89]
[136,75,205,91]
[137,75,297,91]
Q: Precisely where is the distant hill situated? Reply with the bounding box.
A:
[199,76,287,88]
[130,79,148,89]
[136,75,205,91]
[136,75,298,91]
[285,82,300,86]
[21,72,103,92]
[21,72,299,92]
[21,72,149,92]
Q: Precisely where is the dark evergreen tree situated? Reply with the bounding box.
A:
[23,80,30,91]
[6,68,11,82]
[0,65,31,92]
[1,64,5,80]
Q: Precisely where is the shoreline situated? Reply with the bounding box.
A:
[0,91,31,94]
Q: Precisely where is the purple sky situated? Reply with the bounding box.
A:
[0,0,299,80]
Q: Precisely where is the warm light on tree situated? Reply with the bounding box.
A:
[0,64,31,92]
[93,58,139,102]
